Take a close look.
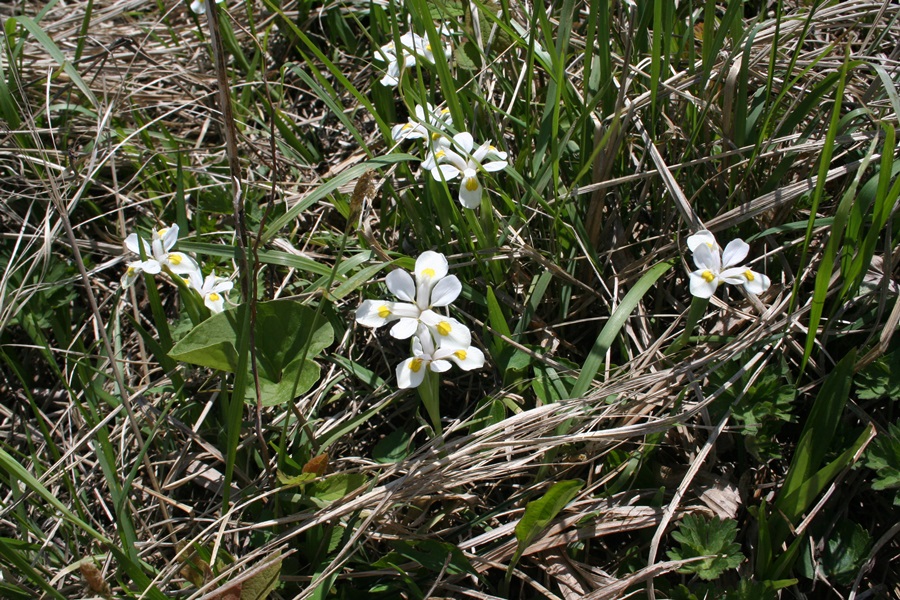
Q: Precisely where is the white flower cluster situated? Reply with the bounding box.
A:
[391,102,453,143]
[391,103,509,210]
[122,224,233,313]
[426,132,508,209]
[355,251,484,388]
[686,230,771,299]
[375,29,451,87]
[373,21,512,210]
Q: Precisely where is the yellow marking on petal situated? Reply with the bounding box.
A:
[436,321,452,336]
[453,350,467,360]
[435,150,445,159]
[464,177,479,192]
[432,132,441,141]
[489,145,497,151]
[701,270,715,283]
[126,266,136,276]
[377,305,392,318]
[422,268,436,278]
[402,123,413,130]
[208,292,221,302]
[410,358,423,373]
[168,254,183,265]
[744,270,755,282]
[157,228,169,237]
[425,44,432,52]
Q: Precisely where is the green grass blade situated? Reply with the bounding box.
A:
[570,260,674,399]
[485,286,512,358]
[0,539,67,600]
[287,65,373,158]
[774,349,855,542]
[793,52,853,368]
[0,448,108,542]
[801,132,878,368]
[776,424,874,529]
[259,0,390,138]
[842,123,900,297]
[6,16,98,107]
[262,154,415,243]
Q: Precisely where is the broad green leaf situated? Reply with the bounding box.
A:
[387,540,478,577]
[508,479,583,580]
[169,300,333,375]
[799,521,871,586]
[255,359,321,406]
[853,344,900,400]
[308,473,369,504]
[168,312,239,372]
[240,552,282,600]
[169,300,333,406]
[254,301,333,374]
[373,430,412,464]
[454,41,481,71]
[427,0,465,20]
[277,471,317,487]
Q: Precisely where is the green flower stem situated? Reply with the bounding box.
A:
[464,203,491,251]
[418,369,442,435]
[667,295,709,355]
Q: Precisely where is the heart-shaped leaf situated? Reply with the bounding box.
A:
[170,300,333,406]
[253,359,321,406]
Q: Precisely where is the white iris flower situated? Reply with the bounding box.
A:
[356,251,466,343]
[421,135,454,172]
[189,0,224,15]
[429,132,508,209]
[375,32,434,87]
[686,230,771,298]
[121,260,147,289]
[396,327,485,389]
[391,103,453,143]
[122,224,199,288]
[187,270,234,313]
[686,230,719,253]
